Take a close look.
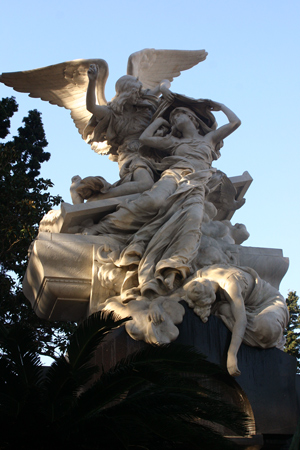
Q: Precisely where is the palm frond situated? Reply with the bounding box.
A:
[0,323,43,390]
[67,311,130,371]
[42,312,130,421]
[0,312,250,450]
[72,343,249,448]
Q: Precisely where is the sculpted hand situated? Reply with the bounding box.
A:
[160,83,174,102]
[227,352,241,377]
[88,64,98,81]
[154,117,170,127]
[203,99,223,112]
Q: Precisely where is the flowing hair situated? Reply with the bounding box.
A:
[183,278,216,323]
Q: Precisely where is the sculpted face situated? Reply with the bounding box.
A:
[183,279,216,323]
[115,75,142,96]
[111,76,143,111]
[187,281,205,301]
[171,111,193,129]
[187,280,213,304]
[169,107,200,133]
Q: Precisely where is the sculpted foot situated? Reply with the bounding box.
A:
[163,271,176,290]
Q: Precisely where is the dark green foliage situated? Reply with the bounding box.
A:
[0,311,249,450]
[0,97,18,138]
[0,97,75,358]
[284,291,300,372]
[0,97,59,277]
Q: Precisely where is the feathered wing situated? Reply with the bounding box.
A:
[127,49,208,90]
[0,59,109,138]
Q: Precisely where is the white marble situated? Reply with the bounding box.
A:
[175,264,289,376]
[1,49,289,376]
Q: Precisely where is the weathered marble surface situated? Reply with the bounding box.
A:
[174,264,289,376]
[23,228,289,376]
[1,49,290,380]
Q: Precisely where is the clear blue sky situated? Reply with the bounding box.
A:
[1,0,299,297]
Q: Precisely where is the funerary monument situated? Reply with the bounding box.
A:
[1,49,297,449]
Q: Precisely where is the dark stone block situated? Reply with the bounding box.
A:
[93,301,299,439]
[175,303,299,435]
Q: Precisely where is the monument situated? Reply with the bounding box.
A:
[0,49,297,449]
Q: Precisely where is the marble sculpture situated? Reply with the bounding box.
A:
[0,49,289,376]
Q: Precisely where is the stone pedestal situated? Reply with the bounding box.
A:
[23,232,289,322]
[92,304,298,449]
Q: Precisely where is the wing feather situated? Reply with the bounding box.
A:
[127,49,207,89]
[0,58,109,137]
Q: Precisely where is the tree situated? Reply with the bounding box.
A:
[0,97,75,359]
[284,291,300,372]
[0,311,249,450]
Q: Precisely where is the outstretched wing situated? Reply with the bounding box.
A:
[0,59,109,138]
[127,49,207,90]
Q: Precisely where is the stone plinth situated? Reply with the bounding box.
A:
[23,232,289,322]
[92,304,298,447]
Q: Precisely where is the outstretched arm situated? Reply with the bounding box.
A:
[86,64,111,120]
[223,281,247,376]
[205,101,241,147]
[147,80,174,102]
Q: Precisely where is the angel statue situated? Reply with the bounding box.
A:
[0,49,209,201]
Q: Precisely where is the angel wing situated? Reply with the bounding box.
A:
[127,49,207,90]
[0,59,108,137]
[0,50,208,158]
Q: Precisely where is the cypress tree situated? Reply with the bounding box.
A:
[0,97,75,359]
[284,291,300,372]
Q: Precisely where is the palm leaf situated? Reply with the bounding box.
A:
[0,322,44,417]
[0,312,250,450]
[71,343,249,450]
[67,310,130,371]
[42,311,130,422]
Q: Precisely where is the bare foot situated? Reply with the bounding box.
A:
[163,271,176,290]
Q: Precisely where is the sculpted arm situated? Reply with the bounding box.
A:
[147,80,174,102]
[139,117,174,151]
[223,280,247,376]
[70,176,84,204]
[86,65,111,120]
[92,167,154,199]
[205,101,241,147]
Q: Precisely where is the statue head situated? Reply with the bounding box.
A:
[230,223,250,245]
[169,107,200,130]
[110,75,143,113]
[115,75,143,95]
[183,278,216,323]
[222,221,250,245]
[75,176,108,200]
